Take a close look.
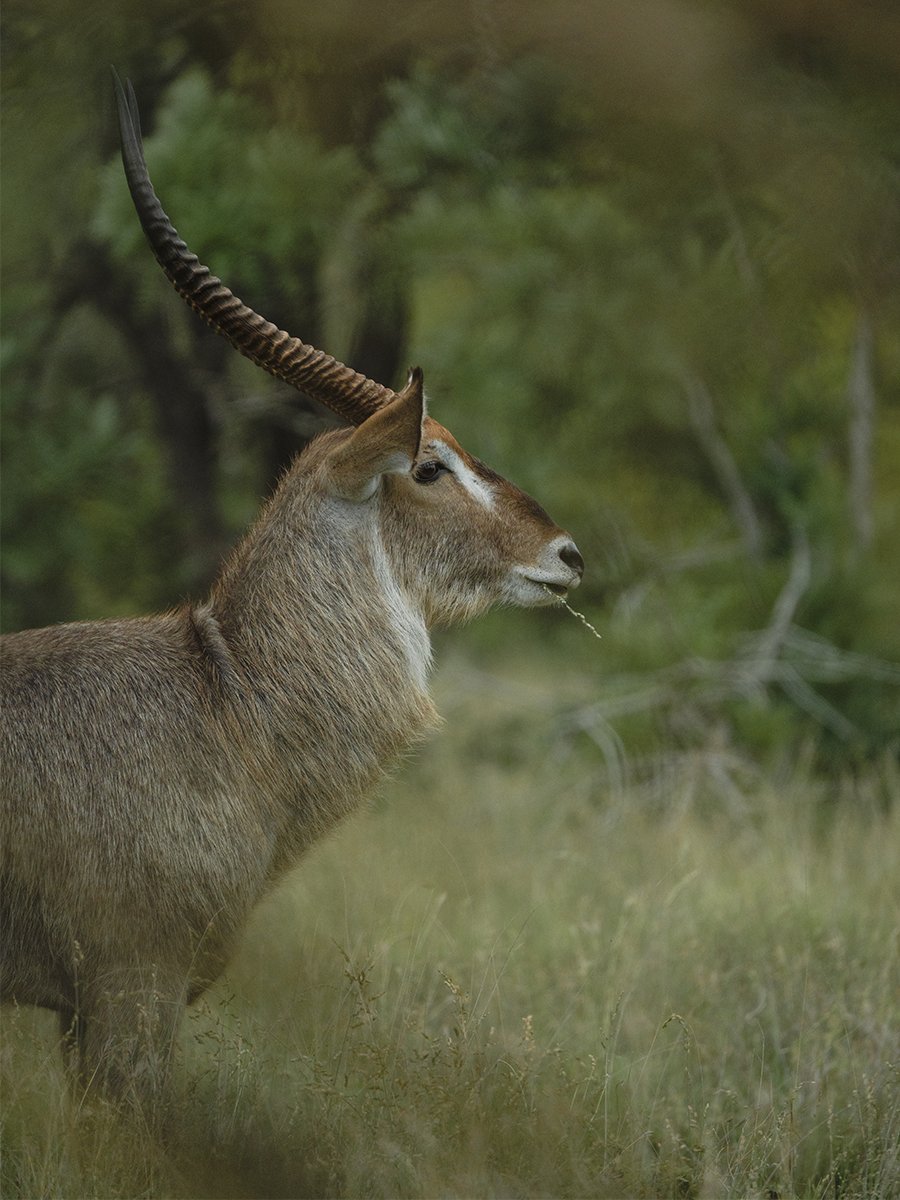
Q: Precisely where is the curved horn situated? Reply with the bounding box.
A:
[113,73,395,425]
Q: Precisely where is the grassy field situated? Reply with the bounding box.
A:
[1,653,898,1199]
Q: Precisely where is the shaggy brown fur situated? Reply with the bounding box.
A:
[1,375,582,1112]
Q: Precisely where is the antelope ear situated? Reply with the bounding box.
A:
[325,367,425,501]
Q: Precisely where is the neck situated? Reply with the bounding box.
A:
[204,481,438,869]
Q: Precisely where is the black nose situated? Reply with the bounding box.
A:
[558,540,584,577]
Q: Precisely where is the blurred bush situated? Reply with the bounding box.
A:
[2,0,898,769]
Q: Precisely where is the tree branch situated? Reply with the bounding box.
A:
[847,308,876,555]
[683,373,765,562]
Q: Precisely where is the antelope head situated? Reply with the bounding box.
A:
[114,77,583,628]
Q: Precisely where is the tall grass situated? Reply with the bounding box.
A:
[2,656,898,1198]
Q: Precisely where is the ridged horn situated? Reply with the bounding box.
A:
[113,72,396,425]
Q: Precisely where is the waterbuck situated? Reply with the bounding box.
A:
[0,78,583,1110]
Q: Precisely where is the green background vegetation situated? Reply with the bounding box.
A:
[1,1,898,1196]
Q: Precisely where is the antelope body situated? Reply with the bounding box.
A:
[0,79,582,1107]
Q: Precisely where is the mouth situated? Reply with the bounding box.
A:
[509,561,582,608]
[520,575,573,604]
[512,537,583,608]
[529,579,568,597]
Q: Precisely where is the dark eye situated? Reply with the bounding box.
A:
[413,459,448,485]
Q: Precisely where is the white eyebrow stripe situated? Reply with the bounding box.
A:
[432,440,495,510]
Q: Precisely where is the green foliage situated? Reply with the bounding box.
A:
[2,3,899,755]
[0,309,176,628]
[2,7,899,1195]
[374,58,575,192]
[2,11,899,1193]
[95,70,363,317]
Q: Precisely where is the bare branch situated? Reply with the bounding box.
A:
[847,309,876,555]
[743,526,812,682]
[683,373,765,562]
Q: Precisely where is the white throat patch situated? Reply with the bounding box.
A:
[370,534,432,693]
